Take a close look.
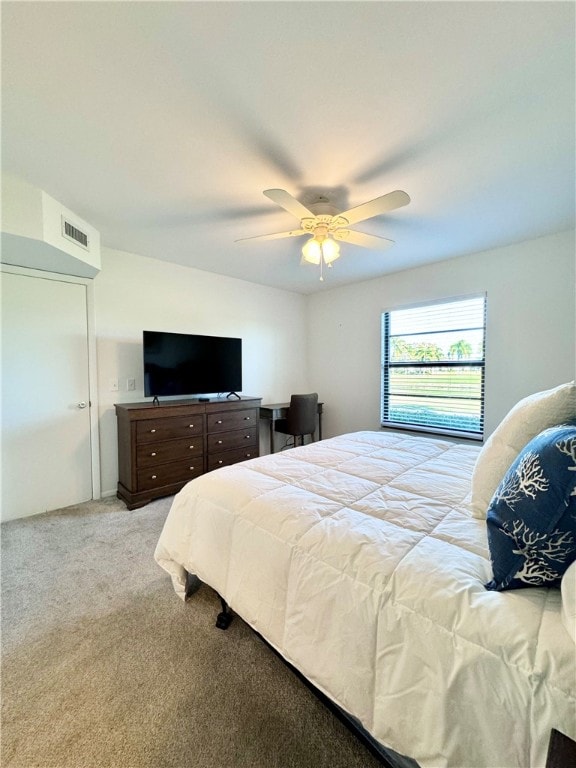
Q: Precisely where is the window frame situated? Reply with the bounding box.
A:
[381,294,486,441]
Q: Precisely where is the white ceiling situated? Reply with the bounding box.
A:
[2,1,574,295]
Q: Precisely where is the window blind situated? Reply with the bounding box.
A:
[381,296,486,439]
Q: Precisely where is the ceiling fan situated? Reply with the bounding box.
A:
[236,188,410,278]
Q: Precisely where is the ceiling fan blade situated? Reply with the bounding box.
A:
[337,190,410,226]
[235,229,307,243]
[263,189,316,221]
[333,229,395,250]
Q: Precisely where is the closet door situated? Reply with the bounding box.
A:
[1,270,93,520]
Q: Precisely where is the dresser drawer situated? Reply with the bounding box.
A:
[137,437,203,468]
[208,445,258,471]
[207,427,257,454]
[137,415,203,443]
[207,408,258,434]
[137,459,203,491]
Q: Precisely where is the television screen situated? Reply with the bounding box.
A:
[143,331,242,398]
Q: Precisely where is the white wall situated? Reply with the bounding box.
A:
[94,247,308,496]
[307,229,576,441]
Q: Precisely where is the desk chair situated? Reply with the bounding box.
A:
[275,393,319,449]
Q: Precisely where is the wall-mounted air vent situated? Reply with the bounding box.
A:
[62,217,89,250]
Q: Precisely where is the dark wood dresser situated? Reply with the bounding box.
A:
[115,396,261,509]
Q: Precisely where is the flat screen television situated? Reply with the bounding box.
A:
[143,331,242,399]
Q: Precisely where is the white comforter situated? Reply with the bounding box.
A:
[154,431,576,768]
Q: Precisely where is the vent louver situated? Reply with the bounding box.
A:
[62,217,89,250]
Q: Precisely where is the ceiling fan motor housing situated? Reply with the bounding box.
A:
[307,199,339,216]
[301,214,350,236]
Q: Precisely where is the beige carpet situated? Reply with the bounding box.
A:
[1,496,383,768]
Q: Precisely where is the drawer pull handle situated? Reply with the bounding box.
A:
[151,452,156,457]
[217,440,223,444]
[246,453,252,458]
[189,424,194,428]
[244,416,251,420]
[189,445,194,449]
[216,420,223,424]
[189,466,195,471]
[151,474,157,480]
[218,460,223,465]
[245,434,250,439]
[150,428,156,433]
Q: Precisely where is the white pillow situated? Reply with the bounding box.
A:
[561,560,576,644]
[470,381,576,518]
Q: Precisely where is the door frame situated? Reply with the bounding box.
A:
[1,264,101,500]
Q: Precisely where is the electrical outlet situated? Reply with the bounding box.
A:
[127,378,136,391]
[110,378,119,392]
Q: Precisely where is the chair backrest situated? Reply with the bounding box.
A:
[286,393,318,436]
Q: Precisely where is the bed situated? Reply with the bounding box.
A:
[154,386,576,768]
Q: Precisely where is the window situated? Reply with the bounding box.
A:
[381,295,486,439]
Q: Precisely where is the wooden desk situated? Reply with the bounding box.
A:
[260,402,323,453]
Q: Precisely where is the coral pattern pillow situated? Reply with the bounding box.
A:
[471,382,576,519]
[485,423,576,591]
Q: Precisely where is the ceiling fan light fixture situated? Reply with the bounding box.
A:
[302,237,322,264]
[301,236,340,265]
[321,238,340,264]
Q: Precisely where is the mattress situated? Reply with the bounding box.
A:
[154,431,576,768]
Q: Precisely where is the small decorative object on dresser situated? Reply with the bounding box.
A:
[115,396,261,509]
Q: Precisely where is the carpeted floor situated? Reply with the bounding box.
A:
[1,496,383,768]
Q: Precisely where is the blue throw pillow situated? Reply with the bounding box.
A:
[485,422,576,591]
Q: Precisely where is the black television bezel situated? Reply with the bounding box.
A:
[143,330,242,399]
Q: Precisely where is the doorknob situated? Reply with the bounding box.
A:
[77,401,88,409]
